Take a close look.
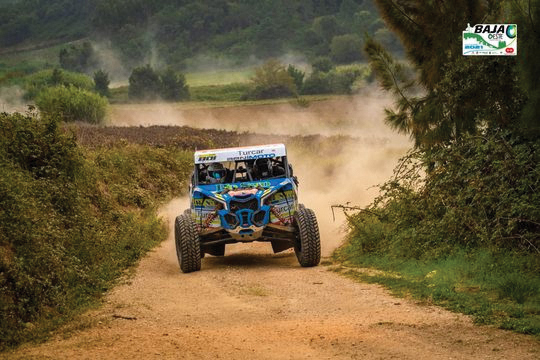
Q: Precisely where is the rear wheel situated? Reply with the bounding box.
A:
[294,207,321,267]
[175,214,201,273]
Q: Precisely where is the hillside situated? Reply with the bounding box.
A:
[0,0,402,70]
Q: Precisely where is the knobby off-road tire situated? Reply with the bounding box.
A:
[294,207,321,267]
[175,214,201,273]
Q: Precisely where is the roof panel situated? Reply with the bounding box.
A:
[194,144,287,164]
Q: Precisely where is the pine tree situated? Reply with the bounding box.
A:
[93,69,110,98]
[366,0,523,147]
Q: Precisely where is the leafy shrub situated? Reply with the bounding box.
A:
[23,69,94,100]
[287,65,305,92]
[343,130,540,259]
[128,65,161,101]
[93,69,110,97]
[59,41,98,73]
[330,34,364,63]
[35,86,108,124]
[301,71,331,95]
[327,65,365,94]
[160,68,189,101]
[243,59,297,100]
[0,112,193,350]
[128,65,190,102]
[301,64,368,95]
[311,56,334,73]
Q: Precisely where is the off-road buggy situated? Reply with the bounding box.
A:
[175,144,321,273]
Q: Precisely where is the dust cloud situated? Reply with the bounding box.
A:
[91,42,131,85]
[113,90,409,256]
[0,86,28,113]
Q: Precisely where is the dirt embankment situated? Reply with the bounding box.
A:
[5,95,539,358]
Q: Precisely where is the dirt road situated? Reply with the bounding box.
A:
[5,96,539,358]
[6,198,539,359]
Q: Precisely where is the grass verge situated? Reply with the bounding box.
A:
[333,248,540,337]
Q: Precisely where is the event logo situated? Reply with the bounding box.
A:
[463,24,517,56]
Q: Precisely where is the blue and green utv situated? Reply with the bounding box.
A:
[175,144,321,273]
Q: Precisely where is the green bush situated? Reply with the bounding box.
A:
[287,65,305,92]
[128,64,161,101]
[35,86,108,124]
[343,131,540,259]
[301,71,331,95]
[128,65,190,102]
[301,64,368,95]
[311,56,334,73]
[160,68,190,101]
[23,69,94,100]
[59,41,98,73]
[243,59,297,100]
[330,34,364,63]
[0,112,193,350]
[93,69,110,97]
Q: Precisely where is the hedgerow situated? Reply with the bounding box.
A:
[342,130,539,259]
[0,112,192,350]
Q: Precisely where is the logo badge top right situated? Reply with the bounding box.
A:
[463,24,517,56]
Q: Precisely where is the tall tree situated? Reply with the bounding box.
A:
[160,69,189,101]
[366,0,523,147]
[128,65,161,101]
[513,0,540,137]
[93,69,110,98]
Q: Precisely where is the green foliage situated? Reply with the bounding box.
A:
[128,65,189,102]
[0,0,93,47]
[1,1,399,73]
[35,86,108,124]
[513,0,540,137]
[23,69,94,100]
[312,15,340,43]
[343,131,540,259]
[93,69,110,98]
[128,65,161,101]
[336,130,540,335]
[302,64,368,95]
[330,34,364,63]
[0,112,193,350]
[366,0,523,148]
[59,41,98,73]
[243,59,297,100]
[301,71,331,95]
[160,68,189,101]
[311,56,334,73]
[190,83,251,102]
[287,65,305,93]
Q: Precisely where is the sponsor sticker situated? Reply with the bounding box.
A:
[197,154,217,162]
[216,181,271,192]
[463,24,517,56]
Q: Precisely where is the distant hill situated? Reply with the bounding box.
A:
[0,0,402,70]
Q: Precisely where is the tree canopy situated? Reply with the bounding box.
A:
[0,0,402,67]
[365,0,531,147]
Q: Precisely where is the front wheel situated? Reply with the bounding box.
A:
[294,207,321,267]
[175,214,201,273]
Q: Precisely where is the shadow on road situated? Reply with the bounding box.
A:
[202,250,298,270]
